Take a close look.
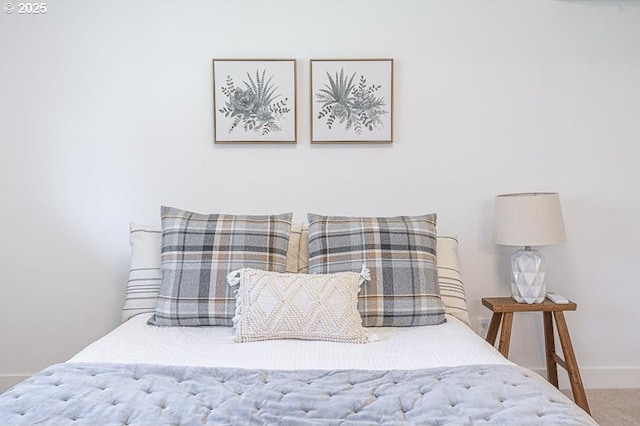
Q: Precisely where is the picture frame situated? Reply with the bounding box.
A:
[213,59,297,144]
[310,59,393,144]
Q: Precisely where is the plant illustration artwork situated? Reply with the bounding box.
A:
[213,59,296,143]
[218,70,290,136]
[315,68,386,135]
[311,59,393,143]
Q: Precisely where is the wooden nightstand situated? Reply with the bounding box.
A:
[482,296,590,414]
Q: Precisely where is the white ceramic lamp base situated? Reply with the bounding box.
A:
[510,248,546,304]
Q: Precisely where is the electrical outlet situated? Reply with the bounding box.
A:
[477,317,491,338]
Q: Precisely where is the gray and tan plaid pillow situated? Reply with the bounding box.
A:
[307,213,446,327]
[149,207,292,326]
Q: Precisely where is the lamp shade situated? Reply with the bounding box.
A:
[493,192,566,247]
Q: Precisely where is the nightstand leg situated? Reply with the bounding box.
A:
[554,311,590,414]
[543,311,559,388]
[486,312,502,346]
[498,312,514,358]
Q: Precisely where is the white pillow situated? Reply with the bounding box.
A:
[285,223,303,273]
[122,223,162,322]
[227,267,372,343]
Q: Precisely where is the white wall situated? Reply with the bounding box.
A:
[1,0,639,390]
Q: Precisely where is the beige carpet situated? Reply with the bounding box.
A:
[563,388,640,425]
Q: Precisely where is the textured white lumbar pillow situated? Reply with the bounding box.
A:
[228,266,372,343]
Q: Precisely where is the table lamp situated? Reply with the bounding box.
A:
[493,192,566,304]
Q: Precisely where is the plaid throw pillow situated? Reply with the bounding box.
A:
[307,213,446,327]
[149,207,292,326]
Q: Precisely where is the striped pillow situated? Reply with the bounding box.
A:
[436,236,470,326]
[122,223,162,322]
[149,207,293,327]
[307,213,446,327]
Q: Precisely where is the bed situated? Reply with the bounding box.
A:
[0,210,597,425]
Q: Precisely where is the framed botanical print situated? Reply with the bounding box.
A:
[310,59,393,144]
[213,59,297,144]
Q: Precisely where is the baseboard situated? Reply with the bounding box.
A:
[0,375,30,393]
[529,367,640,389]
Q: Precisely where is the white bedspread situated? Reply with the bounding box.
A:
[4,315,595,425]
[69,314,511,370]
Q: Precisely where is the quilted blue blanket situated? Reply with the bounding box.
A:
[0,362,596,425]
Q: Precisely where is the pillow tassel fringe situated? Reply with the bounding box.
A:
[359,264,370,283]
[227,269,244,330]
[227,270,241,288]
